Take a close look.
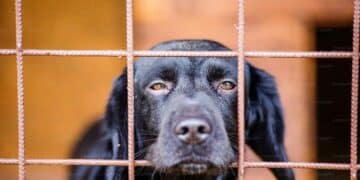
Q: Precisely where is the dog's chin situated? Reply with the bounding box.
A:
[169,158,221,175]
[178,163,209,175]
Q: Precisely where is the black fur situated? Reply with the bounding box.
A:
[70,40,295,180]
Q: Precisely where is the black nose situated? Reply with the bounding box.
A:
[175,119,211,144]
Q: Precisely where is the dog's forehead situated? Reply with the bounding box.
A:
[134,40,237,79]
[149,39,230,51]
[134,57,236,76]
[135,57,190,69]
[134,57,187,74]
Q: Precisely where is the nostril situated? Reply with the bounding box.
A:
[197,124,211,134]
[180,127,189,135]
[198,126,205,134]
[198,126,206,134]
[175,124,189,136]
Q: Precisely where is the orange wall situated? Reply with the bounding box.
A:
[0,0,126,179]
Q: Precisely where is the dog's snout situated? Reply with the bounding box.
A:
[175,119,211,144]
[179,101,203,117]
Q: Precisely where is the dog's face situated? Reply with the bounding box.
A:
[134,56,237,174]
[71,40,294,180]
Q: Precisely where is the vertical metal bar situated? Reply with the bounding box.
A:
[350,0,360,179]
[14,0,25,179]
[237,0,246,179]
[126,0,135,179]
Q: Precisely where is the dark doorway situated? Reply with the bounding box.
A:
[316,26,352,179]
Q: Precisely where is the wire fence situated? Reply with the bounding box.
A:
[0,0,358,179]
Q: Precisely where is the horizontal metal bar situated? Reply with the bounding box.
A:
[27,159,151,166]
[134,50,238,57]
[0,158,357,170]
[244,162,351,170]
[0,159,151,166]
[0,49,354,58]
[245,51,352,58]
[0,158,18,164]
[0,49,16,55]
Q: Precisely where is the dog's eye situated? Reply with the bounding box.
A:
[149,82,169,91]
[147,81,173,95]
[218,80,236,90]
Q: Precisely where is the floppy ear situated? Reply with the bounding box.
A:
[103,72,129,179]
[70,73,130,180]
[245,63,295,180]
[103,70,144,179]
[70,120,115,180]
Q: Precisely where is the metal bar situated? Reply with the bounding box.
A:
[0,158,356,171]
[0,159,18,164]
[245,51,353,58]
[24,49,126,57]
[237,0,246,179]
[244,162,351,170]
[26,159,151,166]
[0,49,17,55]
[126,0,135,179]
[350,0,360,179]
[14,0,25,179]
[135,50,237,57]
[0,159,151,166]
[0,49,354,58]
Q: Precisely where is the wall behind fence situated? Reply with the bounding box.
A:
[0,0,126,179]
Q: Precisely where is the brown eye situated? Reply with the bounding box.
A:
[150,82,167,90]
[219,81,236,90]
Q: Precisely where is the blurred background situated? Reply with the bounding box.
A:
[0,0,355,179]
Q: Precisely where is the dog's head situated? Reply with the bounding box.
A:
[104,40,289,178]
[136,40,238,174]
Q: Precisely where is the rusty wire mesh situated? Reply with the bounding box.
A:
[0,0,359,179]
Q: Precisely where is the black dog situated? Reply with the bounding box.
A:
[70,40,295,180]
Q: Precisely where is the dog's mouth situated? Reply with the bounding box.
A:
[177,162,209,175]
[171,157,216,175]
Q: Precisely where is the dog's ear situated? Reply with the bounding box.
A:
[103,71,130,179]
[101,72,127,179]
[245,64,285,144]
[245,63,295,180]
[70,73,130,180]
[105,71,128,156]
[104,70,144,179]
